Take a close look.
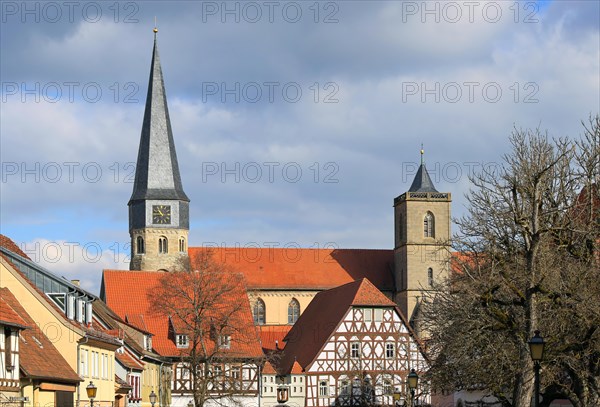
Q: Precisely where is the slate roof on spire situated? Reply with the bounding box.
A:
[408,163,438,192]
[129,36,189,203]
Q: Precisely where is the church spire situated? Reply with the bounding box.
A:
[129,32,189,204]
[408,147,438,193]
[128,31,190,272]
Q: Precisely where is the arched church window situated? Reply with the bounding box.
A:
[158,236,168,254]
[288,299,300,324]
[253,299,266,325]
[424,212,435,238]
[179,237,186,253]
[428,267,434,287]
[136,236,145,254]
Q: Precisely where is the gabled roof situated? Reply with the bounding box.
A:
[0,288,81,383]
[188,247,395,291]
[408,163,438,193]
[262,360,277,374]
[279,278,397,373]
[102,270,263,358]
[0,293,28,329]
[116,349,145,371]
[129,35,188,203]
[0,235,121,348]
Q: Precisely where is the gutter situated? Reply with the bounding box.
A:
[77,335,89,407]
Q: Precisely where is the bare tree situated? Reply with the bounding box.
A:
[148,250,263,407]
[421,116,600,407]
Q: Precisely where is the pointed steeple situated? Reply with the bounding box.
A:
[408,147,438,193]
[129,33,189,204]
[128,31,190,272]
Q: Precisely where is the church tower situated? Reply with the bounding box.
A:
[394,150,451,329]
[128,30,190,271]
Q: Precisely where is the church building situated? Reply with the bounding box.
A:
[101,31,452,406]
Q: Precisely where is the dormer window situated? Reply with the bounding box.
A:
[218,335,231,349]
[143,335,152,351]
[176,334,189,348]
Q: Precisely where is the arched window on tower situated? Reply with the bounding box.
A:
[136,236,145,254]
[288,298,300,324]
[158,236,168,254]
[253,299,265,325]
[424,212,435,238]
[179,237,186,253]
[428,267,434,287]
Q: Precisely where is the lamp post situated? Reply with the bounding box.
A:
[407,369,418,407]
[149,390,157,407]
[528,330,545,407]
[86,381,97,407]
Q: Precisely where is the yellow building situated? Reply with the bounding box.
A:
[0,237,121,407]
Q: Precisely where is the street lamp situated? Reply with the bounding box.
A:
[407,369,418,407]
[528,331,545,407]
[149,390,157,407]
[86,381,97,407]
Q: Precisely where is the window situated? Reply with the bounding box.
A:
[351,342,360,358]
[339,379,349,395]
[213,365,222,377]
[158,236,168,254]
[374,308,383,321]
[428,267,434,286]
[424,212,435,238]
[288,299,300,324]
[386,342,395,358]
[218,335,231,349]
[4,327,13,371]
[179,237,186,253]
[136,236,145,254]
[80,349,88,377]
[231,366,240,379]
[92,351,99,378]
[363,308,372,322]
[319,380,329,397]
[102,353,108,379]
[383,379,393,395]
[144,335,152,351]
[253,299,266,325]
[176,335,189,348]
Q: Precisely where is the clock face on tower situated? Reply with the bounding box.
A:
[152,205,171,225]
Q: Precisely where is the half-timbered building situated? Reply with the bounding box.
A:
[102,28,450,407]
[101,270,264,407]
[278,278,430,407]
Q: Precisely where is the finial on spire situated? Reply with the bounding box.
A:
[420,143,424,165]
[153,17,158,35]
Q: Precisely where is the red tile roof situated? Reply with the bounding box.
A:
[0,288,81,383]
[102,270,263,359]
[125,314,149,332]
[258,325,292,351]
[279,278,407,374]
[0,235,122,348]
[188,247,395,291]
[0,294,29,329]
[0,235,30,259]
[290,361,303,374]
[116,350,145,370]
[262,360,277,374]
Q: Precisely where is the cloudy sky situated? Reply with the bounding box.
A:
[1,0,598,294]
